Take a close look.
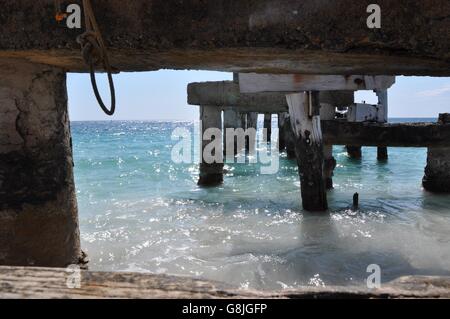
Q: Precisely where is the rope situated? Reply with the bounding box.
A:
[76,0,116,116]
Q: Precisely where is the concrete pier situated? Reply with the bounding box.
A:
[223,108,241,156]
[346,146,362,159]
[423,114,450,193]
[0,59,81,267]
[198,106,223,186]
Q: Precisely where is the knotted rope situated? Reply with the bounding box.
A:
[76,0,116,116]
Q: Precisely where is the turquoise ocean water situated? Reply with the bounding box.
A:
[72,118,450,290]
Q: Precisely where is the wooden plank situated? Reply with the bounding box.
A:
[322,121,450,147]
[0,266,449,299]
[239,74,395,93]
[287,92,328,211]
[187,82,354,112]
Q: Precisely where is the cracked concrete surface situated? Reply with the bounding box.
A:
[0,59,81,267]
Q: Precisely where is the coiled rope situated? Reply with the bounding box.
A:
[74,0,116,116]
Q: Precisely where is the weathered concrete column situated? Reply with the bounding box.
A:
[263,113,272,143]
[422,114,450,193]
[346,146,362,159]
[0,59,81,267]
[287,91,328,211]
[320,103,337,189]
[223,108,241,156]
[198,106,223,186]
[376,89,389,160]
[246,112,258,153]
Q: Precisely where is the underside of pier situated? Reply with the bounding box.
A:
[1,0,449,75]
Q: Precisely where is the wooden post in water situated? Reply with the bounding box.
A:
[263,113,272,143]
[198,106,223,186]
[287,91,328,211]
[320,102,337,189]
[0,59,81,267]
[422,114,450,193]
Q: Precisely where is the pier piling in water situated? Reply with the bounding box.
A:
[423,114,450,193]
[287,91,328,211]
[0,59,81,267]
[223,108,242,156]
[198,106,224,186]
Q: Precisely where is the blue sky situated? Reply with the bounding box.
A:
[68,71,450,121]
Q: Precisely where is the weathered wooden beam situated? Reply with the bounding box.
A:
[187,81,354,112]
[287,92,328,212]
[1,1,450,75]
[322,121,450,147]
[0,59,81,267]
[1,266,449,299]
[239,74,396,93]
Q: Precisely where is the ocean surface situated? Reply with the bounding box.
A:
[72,118,450,290]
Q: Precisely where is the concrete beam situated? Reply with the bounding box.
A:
[322,121,450,147]
[187,81,354,112]
[1,1,450,75]
[239,74,396,93]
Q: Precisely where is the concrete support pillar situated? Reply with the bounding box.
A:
[376,89,389,160]
[320,103,337,189]
[346,145,362,159]
[223,108,241,156]
[0,59,81,267]
[287,91,328,212]
[246,112,258,153]
[377,147,388,161]
[263,113,272,143]
[198,105,223,186]
[422,114,450,193]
